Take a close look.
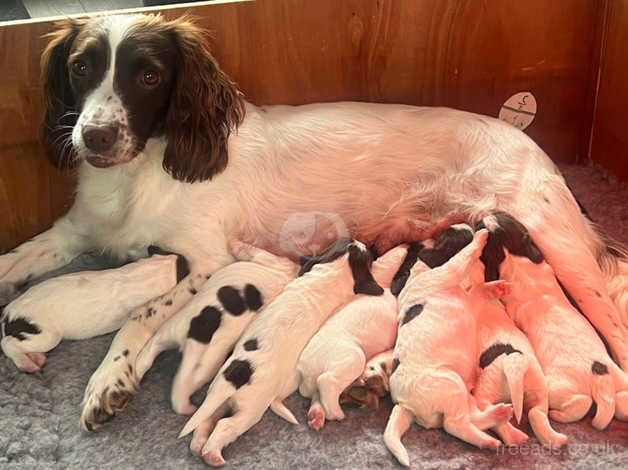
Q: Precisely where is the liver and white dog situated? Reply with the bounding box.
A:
[178,241,383,466]
[134,242,298,415]
[0,13,625,436]
[295,245,407,430]
[385,228,513,466]
[474,299,568,446]
[478,212,628,430]
[1,252,181,373]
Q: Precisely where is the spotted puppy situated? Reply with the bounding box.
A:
[296,244,408,430]
[385,228,513,466]
[1,253,183,373]
[135,242,298,414]
[474,298,568,446]
[179,240,383,466]
[478,211,628,430]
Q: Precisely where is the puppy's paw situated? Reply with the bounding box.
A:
[492,403,514,424]
[202,448,226,467]
[307,403,326,430]
[0,282,18,307]
[0,338,47,373]
[80,356,138,430]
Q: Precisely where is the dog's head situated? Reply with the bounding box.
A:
[41,14,244,182]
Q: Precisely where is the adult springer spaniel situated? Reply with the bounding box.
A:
[0,14,626,435]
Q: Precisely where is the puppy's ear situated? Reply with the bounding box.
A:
[164,18,245,183]
[390,242,423,296]
[348,243,384,296]
[40,20,83,169]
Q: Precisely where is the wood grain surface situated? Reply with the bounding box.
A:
[0,0,610,250]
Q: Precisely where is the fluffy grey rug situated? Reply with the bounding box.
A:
[1,164,627,469]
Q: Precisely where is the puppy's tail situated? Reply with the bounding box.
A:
[502,352,529,423]
[179,373,237,438]
[384,405,414,467]
[591,365,616,430]
[270,399,299,424]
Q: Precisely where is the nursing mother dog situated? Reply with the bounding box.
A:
[0,13,625,434]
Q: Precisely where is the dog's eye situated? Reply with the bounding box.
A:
[71,60,88,77]
[140,70,160,88]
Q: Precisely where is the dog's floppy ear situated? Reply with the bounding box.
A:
[164,18,245,183]
[348,243,384,296]
[40,20,84,169]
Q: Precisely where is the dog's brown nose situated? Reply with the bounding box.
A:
[82,125,118,153]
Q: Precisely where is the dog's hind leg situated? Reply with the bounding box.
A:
[317,347,366,421]
[171,342,209,415]
[1,329,59,373]
[467,394,513,430]
[307,391,326,430]
[443,414,502,449]
[548,393,592,424]
[493,422,529,446]
[200,408,263,467]
[189,403,230,457]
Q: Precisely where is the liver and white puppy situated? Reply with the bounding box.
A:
[178,240,383,466]
[478,211,628,430]
[296,245,408,430]
[135,242,298,415]
[474,298,568,446]
[1,252,183,373]
[384,227,513,466]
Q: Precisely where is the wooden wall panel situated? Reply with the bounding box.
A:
[0,0,604,250]
[590,0,628,181]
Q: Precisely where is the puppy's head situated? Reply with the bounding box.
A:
[417,224,474,269]
[475,211,544,281]
[41,14,244,181]
[389,224,475,295]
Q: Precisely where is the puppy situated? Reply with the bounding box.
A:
[474,298,568,446]
[1,253,183,373]
[478,211,628,430]
[178,240,384,466]
[135,242,299,414]
[384,227,513,466]
[296,245,408,430]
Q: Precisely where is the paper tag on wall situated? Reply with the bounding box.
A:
[499,92,536,130]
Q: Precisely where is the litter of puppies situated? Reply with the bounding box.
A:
[2,212,626,466]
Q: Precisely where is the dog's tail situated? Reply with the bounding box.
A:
[384,405,414,467]
[270,399,299,424]
[179,371,238,438]
[591,365,616,430]
[502,352,528,423]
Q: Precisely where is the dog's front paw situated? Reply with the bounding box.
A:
[80,355,138,430]
[0,282,18,307]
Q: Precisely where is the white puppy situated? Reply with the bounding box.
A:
[478,211,628,430]
[384,227,513,467]
[1,253,182,373]
[296,245,408,430]
[135,242,298,414]
[178,240,384,466]
[474,298,568,446]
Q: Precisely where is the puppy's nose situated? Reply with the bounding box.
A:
[82,125,118,153]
